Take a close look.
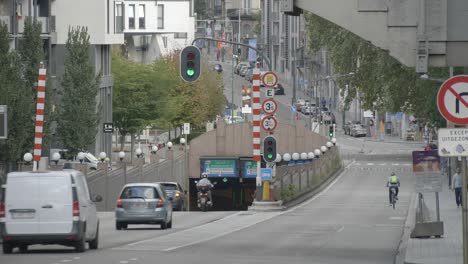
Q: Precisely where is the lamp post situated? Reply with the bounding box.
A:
[180,137,190,210]
[326,142,333,149]
[167,141,174,180]
[331,138,337,145]
[51,152,61,165]
[119,151,127,184]
[320,146,327,154]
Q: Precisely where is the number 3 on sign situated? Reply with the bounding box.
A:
[261,115,277,132]
[262,98,278,115]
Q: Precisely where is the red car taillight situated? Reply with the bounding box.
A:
[72,200,80,220]
[156,199,164,208]
[0,201,5,218]
[116,198,123,208]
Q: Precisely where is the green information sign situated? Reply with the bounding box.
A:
[243,161,257,178]
[203,159,237,177]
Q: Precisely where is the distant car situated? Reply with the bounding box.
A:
[158,182,187,211]
[235,62,250,74]
[344,121,360,135]
[115,183,173,230]
[350,124,367,137]
[274,83,285,95]
[214,64,223,73]
[245,69,253,82]
[239,66,249,77]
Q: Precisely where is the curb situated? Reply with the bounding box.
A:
[395,192,418,264]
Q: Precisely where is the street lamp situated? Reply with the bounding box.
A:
[77,152,85,164]
[308,152,315,159]
[51,152,61,165]
[119,151,125,162]
[135,148,143,159]
[275,154,282,163]
[99,152,107,162]
[331,138,337,145]
[314,149,321,158]
[321,146,327,154]
[300,153,308,160]
[283,153,291,162]
[326,142,333,149]
[167,141,173,150]
[292,153,300,161]
[24,152,33,163]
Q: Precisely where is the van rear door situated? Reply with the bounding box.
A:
[38,175,73,234]
[5,174,40,234]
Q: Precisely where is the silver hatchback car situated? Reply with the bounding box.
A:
[115,183,173,230]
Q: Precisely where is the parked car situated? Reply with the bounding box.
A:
[115,183,173,230]
[344,121,361,135]
[1,170,102,253]
[235,62,250,74]
[214,64,223,73]
[158,182,187,211]
[239,66,249,77]
[350,124,367,137]
[274,83,285,95]
[245,69,253,83]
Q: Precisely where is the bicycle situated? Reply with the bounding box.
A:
[389,187,397,209]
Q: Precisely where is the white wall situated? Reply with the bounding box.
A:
[51,0,123,45]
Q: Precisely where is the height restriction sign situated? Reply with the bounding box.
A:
[262,98,278,115]
[437,75,468,124]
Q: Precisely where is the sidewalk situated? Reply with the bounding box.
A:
[404,176,463,264]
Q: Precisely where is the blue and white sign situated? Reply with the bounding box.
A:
[304,79,309,86]
[248,39,257,62]
[261,168,273,181]
[290,105,297,112]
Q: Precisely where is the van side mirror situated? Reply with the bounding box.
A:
[92,194,103,203]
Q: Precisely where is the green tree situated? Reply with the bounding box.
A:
[57,27,100,154]
[0,18,46,169]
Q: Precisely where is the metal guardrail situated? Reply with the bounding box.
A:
[273,147,342,202]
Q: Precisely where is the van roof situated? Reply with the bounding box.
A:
[7,170,81,178]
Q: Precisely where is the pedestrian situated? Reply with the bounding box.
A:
[452,169,462,208]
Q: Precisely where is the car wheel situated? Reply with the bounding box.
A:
[89,223,99,250]
[115,222,122,230]
[160,221,167,230]
[2,242,13,254]
[74,235,86,253]
[122,223,128,229]
[19,245,28,253]
[167,218,173,229]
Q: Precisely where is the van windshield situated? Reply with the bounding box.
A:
[121,186,160,199]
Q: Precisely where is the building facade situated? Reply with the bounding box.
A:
[0,0,124,158]
[121,0,195,64]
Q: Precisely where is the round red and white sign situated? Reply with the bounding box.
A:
[437,75,468,124]
[261,115,277,132]
[261,71,279,88]
[262,98,278,115]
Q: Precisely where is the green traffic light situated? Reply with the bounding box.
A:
[187,68,195,76]
[267,154,273,159]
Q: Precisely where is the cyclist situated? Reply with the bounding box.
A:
[387,172,400,205]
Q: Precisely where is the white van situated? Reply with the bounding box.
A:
[0,170,102,254]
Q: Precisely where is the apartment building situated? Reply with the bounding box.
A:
[120,0,195,64]
[0,0,124,157]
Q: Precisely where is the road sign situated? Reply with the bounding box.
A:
[0,105,6,139]
[183,123,190,135]
[438,128,468,157]
[437,75,468,124]
[262,98,278,115]
[261,71,278,88]
[261,115,277,132]
[412,151,442,192]
[261,168,273,181]
[103,123,114,133]
[266,88,275,97]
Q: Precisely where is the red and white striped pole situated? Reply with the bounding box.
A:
[252,63,262,200]
[33,62,46,171]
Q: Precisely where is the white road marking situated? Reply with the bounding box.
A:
[61,260,72,263]
[392,163,400,166]
[119,261,129,264]
[389,216,406,220]
[404,163,412,166]
[130,258,138,261]
[336,226,345,233]
[73,257,80,260]
[367,163,374,165]
[379,163,387,166]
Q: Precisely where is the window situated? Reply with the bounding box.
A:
[139,4,145,29]
[174,32,188,39]
[157,5,164,29]
[128,4,135,29]
[115,3,124,32]
[121,186,160,199]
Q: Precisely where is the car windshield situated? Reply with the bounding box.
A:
[160,183,177,191]
[121,186,160,199]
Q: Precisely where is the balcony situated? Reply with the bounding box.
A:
[17,16,52,34]
[0,16,11,33]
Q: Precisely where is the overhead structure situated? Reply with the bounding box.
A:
[289,0,468,71]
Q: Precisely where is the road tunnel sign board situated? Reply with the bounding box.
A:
[437,128,468,157]
[437,75,468,124]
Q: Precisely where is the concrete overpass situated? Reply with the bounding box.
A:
[288,0,468,71]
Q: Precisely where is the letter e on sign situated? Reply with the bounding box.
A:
[266,89,274,98]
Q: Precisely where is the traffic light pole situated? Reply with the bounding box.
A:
[191,37,272,71]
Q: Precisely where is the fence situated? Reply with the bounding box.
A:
[273,146,342,203]
[87,154,186,211]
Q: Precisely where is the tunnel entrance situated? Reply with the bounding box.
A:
[188,178,256,211]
